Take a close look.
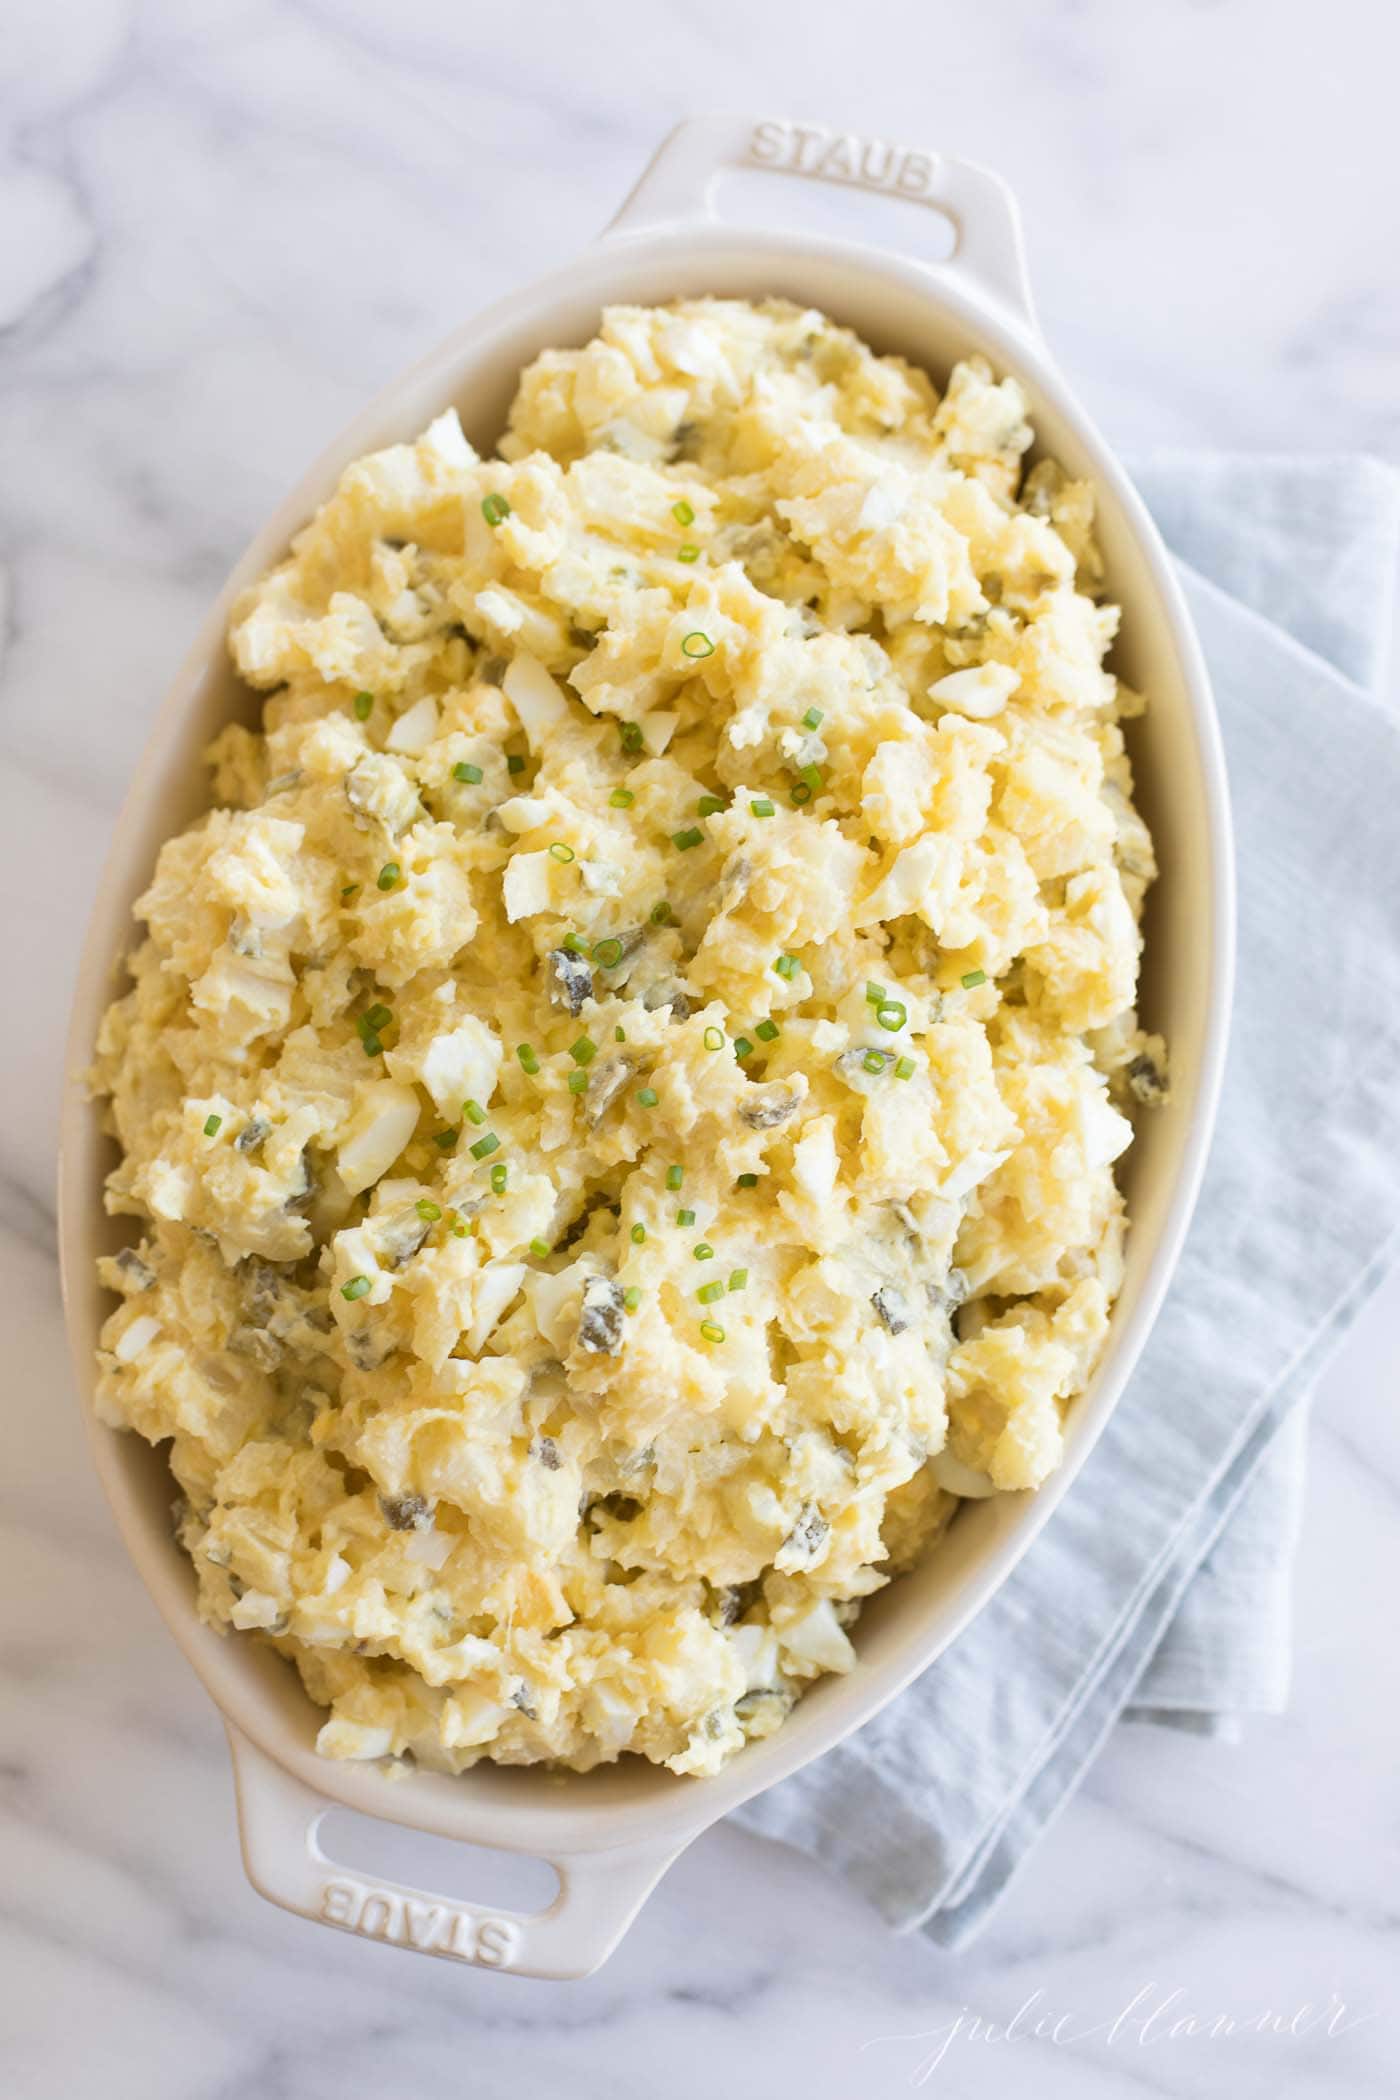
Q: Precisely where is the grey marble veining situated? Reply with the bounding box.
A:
[3,2,1398,2094]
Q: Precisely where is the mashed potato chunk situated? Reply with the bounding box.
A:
[93,301,1162,1779]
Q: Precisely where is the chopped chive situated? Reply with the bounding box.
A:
[562,932,589,956]
[875,1000,907,1032]
[516,1043,540,1074]
[507,753,526,774]
[570,1036,597,1067]
[801,706,824,730]
[697,1280,725,1305]
[894,1056,916,1080]
[733,1036,754,1060]
[672,826,704,851]
[961,968,988,989]
[798,762,824,793]
[433,1128,458,1151]
[728,1269,748,1292]
[481,492,511,526]
[549,842,576,864]
[862,1049,887,1075]
[567,1069,589,1094]
[377,862,400,891]
[360,1033,383,1058]
[755,1018,780,1042]
[681,630,715,660]
[340,882,361,901]
[636,1086,659,1108]
[736,1172,759,1188]
[703,1026,724,1051]
[697,794,725,818]
[650,900,672,925]
[450,1221,469,1238]
[699,1319,725,1343]
[203,1113,222,1137]
[677,1207,696,1227]
[463,1099,487,1126]
[790,783,812,805]
[615,1025,627,1042]
[608,788,635,809]
[693,1243,714,1261]
[620,721,644,753]
[593,938,623,968]
[490,1162,508,1195]
[364,1004,392,1032]
[416,1199,442,1221]
[677,544,700,563]
[453,761,484,784]
[774,953,799,980]
[529,1237,551,1258]
[469,1132,500,1160]
[673,499,695,526]
[341,1275,371,1301]
[353,691,373,721]
[866,981,887,1005]
[630,1223,647,1245]
[750,797,775,818]
[623,1286,643,1312]
[666,1164,684,1191]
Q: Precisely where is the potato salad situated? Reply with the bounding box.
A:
[93,299,1166,1779]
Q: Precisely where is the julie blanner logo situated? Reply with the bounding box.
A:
[862,1983,1378,2086]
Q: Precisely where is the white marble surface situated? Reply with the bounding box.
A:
[4,1,1399,2093]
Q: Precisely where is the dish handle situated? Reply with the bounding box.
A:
[604,111,1037,334]
[225,1725,686,1980]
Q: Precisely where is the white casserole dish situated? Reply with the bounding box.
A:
[58,112,1233,1980]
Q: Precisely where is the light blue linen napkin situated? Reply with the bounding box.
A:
[733,454,1400,1944]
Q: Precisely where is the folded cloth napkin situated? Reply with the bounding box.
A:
[733,453,1400,1946]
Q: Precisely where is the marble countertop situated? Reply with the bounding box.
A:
[3,3,1398,2095]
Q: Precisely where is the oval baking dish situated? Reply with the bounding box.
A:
[58,112,1233,1980]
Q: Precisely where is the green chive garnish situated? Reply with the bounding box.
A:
[453,761,484,784]
[341,1275,371,1301]
[699,1319,725,1343]
[549,842,575,864]
[593,938,623,968]
[678,544,700,563]
[517,1043,540,1074]
[697,794,724,818]
[697,1280,725,1305]
[750,798,775,818]
[755,1019,779,1042]
[377,862,400,890]
[562,932,589,955]
[736,1173,759,1188]
[630,1223,647,1245]
[733,1036,754,1060]
[672,826,704,851]
[666,1165,684,1191]
[434,1128,458,1151]
[203,1113,222,1138]
[529,1238,551,1258]
[567,1069,589,1094]
[681,631,715,660]
[469,1132,500,1160]
[862,1049,887,1075]
[866,982,887,1005]
[798,762,824,794]
[620,722,644,752]
[801,706,824,730]
[790,783,812,806]
[481,493,511,526]
[894,1056,916,1080]
[416,1199,442,1221]
[677,1208,696,1227]
[353,691,373,721]
[693,1243,714,1261]
[703,1026,724,1051]
[623,1286,643,1312]
[615,1025,627,1042]
[341,882,360,900]
[650,900,672,925]
[728,1269,748,1292]
[673,499,695,526]
[774,953,799,980]
[961,969,988,989]
[570,1036,596,1067]
[507,753,526,774]
[463,1099,486,1125]
[490,1162,508,1194]
[609,788,635,809]
[875,1000,907,1032]
[636,1086,659,1108]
